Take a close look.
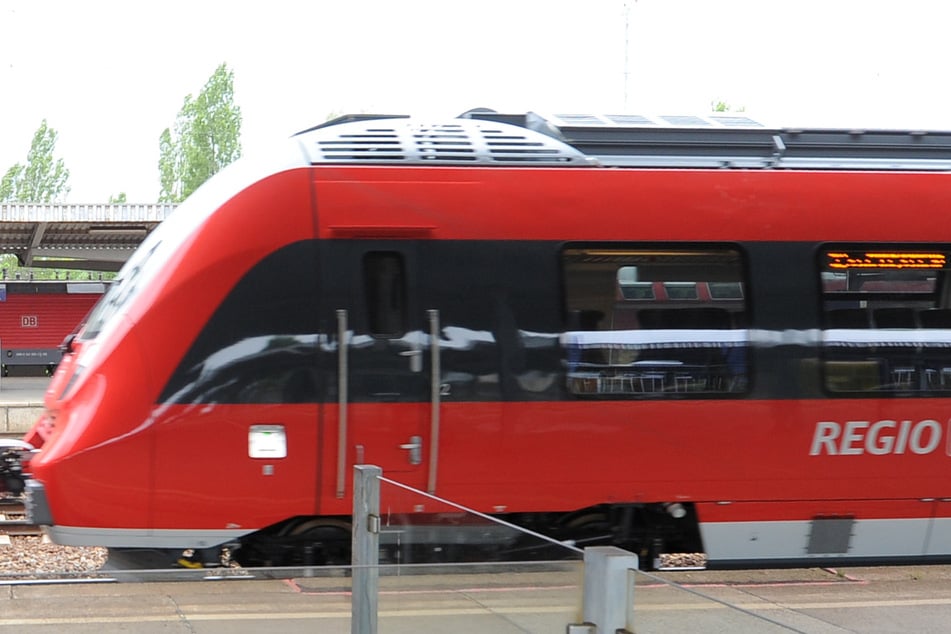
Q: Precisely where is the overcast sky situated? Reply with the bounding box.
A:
[3,0,951,202]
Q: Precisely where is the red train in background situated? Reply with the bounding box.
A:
[10,111,951,570]
[0,281,105,375]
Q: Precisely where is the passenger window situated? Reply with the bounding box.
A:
[820,247,951,394]
[562,246,749,398]
[364,252,406,337]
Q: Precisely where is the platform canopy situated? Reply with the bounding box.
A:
[0,203,175,272]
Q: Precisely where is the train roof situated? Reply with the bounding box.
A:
[294,111,951,171]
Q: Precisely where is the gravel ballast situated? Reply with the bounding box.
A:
[0,537,107,576]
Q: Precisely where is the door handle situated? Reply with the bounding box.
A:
[399,435,423,465]
[399,349,423,373]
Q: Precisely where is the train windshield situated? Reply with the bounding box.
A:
[78,148,307,344]
[80,236,165,340]
[79,167,260,342]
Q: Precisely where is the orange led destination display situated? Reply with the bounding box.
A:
[827,251,948,270]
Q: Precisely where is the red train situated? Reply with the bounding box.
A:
[13,112,951,569]
[0,281,105,375]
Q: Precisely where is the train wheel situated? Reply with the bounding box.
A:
[286,518,352,566]
[502,512,612,561]
[565,511,664,570]
[563,512,614,550]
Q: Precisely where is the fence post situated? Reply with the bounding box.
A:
[580,546,638,634]
[352,464,381,634]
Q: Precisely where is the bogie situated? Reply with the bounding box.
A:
[227,504,701,571]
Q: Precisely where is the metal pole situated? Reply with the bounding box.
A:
[351,464,380,634]
[427,309,440,494]
[336,310,348,498]
[581,546,637,634]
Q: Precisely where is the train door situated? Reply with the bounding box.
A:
[330,246,433,500]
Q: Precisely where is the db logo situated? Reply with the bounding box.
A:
[20,315,38,328]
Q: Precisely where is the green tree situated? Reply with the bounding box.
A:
[711,99,746,113]
[158,63,242,203]
[0,119,70,202]
[108,192,127,203]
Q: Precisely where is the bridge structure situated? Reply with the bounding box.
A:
[0,203,175,272]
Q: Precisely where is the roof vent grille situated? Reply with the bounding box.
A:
[304,119,595,166]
